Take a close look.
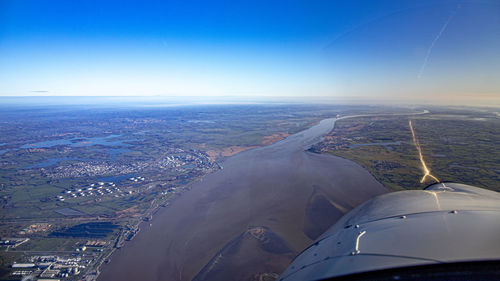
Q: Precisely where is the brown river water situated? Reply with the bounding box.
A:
[98,117,388,281]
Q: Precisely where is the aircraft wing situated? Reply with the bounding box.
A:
[279,183,500,280]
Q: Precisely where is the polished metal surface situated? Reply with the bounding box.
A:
[279,183,500,281]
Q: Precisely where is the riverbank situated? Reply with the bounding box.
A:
[97,115,389,281]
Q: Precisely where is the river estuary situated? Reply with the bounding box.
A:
[98,117,388,281]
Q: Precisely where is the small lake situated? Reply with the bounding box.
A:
[20,134,132,149]
[20,134,137,164]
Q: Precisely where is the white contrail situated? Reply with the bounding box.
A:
[417,5,460,79]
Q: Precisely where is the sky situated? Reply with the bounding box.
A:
[0,0,499,106]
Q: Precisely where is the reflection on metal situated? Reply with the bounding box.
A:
[423,190,443,210]
[408,120,441,184]
[352,230,366,255]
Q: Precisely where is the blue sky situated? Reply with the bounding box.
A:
[0,0,499,105]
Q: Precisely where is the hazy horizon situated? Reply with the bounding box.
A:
[0,95,498,108]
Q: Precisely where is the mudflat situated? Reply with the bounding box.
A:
[98,118,388,281]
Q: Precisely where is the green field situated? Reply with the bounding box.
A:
[312,108,500,191]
